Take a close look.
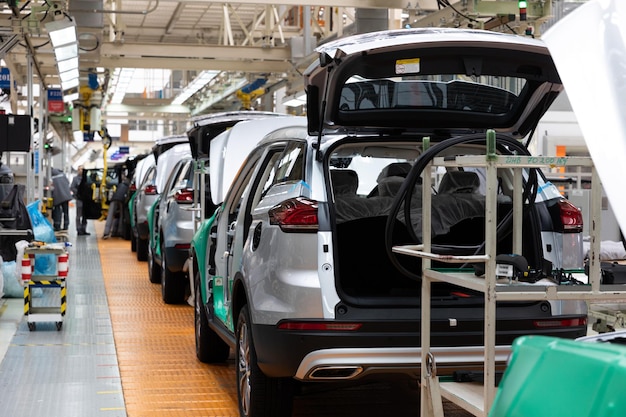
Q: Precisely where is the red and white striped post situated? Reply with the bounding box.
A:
[21,254,32,282]
[57,252,69,278]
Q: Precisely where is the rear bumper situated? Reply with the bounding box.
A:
[294,345,511,380]
[251,318,587,380]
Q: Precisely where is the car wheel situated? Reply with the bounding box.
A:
[136,237,148,261]
[131,233,137,252]
[123,222,131,240]
[148,240,161,284]
[161,240,186,304]
[195,266,229,363]
[236,306,294,417]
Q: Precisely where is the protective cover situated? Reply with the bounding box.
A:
[26,201,57,276]
[543,0,626,234]
[0,184,33,262]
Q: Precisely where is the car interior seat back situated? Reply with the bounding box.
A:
[331,169,359,196]
[438,170,481,194]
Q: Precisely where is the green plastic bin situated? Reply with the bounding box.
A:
[489,335,626,417]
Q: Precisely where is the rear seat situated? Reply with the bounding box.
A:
[332,168,491,244]
[331,169,395,223]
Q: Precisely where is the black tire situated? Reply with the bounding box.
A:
[148,240,161,284]
[136,237,148,261]
[123,222,131,240]
[236,306,294,417]
[131,233,137,252]
[194,266,229,363]
[161,240,186,304]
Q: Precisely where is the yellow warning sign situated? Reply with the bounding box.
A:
[395,58,421,75]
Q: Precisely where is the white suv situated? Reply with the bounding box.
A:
[192,28,589,417]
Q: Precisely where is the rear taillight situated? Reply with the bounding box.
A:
[174,188,194,203]
[533,317,587,329]
[277,321,362,331]
[129,183,137,192]
[268,197,318,233]
[144,184,158,195]
[558,200,583,233]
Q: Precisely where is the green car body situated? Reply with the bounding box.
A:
[190,207,233,330]
[128,191,137,230]
[148,196,161,258]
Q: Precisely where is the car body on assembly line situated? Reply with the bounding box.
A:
[146,113,301,304]
[133,135,187,261]
[128,153,154,252]
[192,28,590,417]
[146,142,192,303]
[189,116,308,308]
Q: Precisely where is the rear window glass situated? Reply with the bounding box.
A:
[339,75,526,114]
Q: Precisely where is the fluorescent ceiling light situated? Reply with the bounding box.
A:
[283,92,306,107]
[54,43,78,61]
[47,17,80,93]
[110,68,136,104]
[172,70,220,105]
[105,68,172,106]
[57,56,78,73]
[59,68,79,83]
[62,77,79,90]
[45,18,77,47]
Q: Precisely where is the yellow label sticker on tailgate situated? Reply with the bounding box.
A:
[395,58,420,75]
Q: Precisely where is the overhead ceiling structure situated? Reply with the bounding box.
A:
[0,0,567,143]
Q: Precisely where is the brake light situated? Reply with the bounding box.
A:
[174,243,190,250]
[558,200,583,233]
[174,188,194,203]
[129,183,137,192]
[533,317,587,328]
[144,184,158,195]
[277,322,362,331]
[268,197,318,232]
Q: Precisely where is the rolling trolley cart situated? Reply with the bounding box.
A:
[392,131,626,417]
[22,243,69,331]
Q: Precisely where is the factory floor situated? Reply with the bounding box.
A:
[0,218,477,417]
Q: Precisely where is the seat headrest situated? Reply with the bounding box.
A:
[331,169,359,195]
[376,162,412,182]
[438,171,480,194]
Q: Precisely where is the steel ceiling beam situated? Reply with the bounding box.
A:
[99,42,291,61]
[103,103,190,115]
[138,0,410,8]
[98,56,292,73]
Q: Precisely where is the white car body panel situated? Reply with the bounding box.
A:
[133,154,155,189]
[155,143,191,194]
[543,0,626,232]
[209,116,307,205]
